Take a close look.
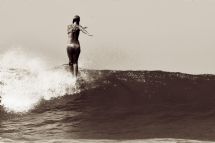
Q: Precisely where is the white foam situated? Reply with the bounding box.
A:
[0,49,78,112]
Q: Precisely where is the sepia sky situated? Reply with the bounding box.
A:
[0,0,215,74]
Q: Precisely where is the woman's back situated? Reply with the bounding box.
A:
[68,24,80,44]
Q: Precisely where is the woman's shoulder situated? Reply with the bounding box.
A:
[67,24,80,32]
[67,24,74,31]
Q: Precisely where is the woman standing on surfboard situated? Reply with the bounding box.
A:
[67,15,92,77]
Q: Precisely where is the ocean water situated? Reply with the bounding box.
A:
[1,50,215,143]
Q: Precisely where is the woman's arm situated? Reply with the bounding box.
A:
[79,25,93,36]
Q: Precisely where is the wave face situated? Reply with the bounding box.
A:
[1,50,215,142]
[1,68,215,142]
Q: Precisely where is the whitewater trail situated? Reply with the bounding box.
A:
[0,49,83,112]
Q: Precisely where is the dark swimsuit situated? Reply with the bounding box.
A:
[67,26,80,65]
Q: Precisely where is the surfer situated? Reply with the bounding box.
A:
[67,15,92,77]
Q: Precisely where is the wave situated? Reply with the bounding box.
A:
[1,59,215,114]
[1,49,215,141]
[1,49,215,114]
[18,69,215,141]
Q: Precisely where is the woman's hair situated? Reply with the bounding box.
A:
[73,15,80,24]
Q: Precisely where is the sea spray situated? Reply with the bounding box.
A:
[0,49,78,112]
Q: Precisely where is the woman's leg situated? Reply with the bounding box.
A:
[67,47,74,74]
[73,48,80,78]
[73,64,78,77]
[70,63,74,75]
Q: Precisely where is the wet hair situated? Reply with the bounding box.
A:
[73,15,80,24]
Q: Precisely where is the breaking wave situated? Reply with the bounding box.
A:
[0,49,81,112]
[1,49,215,142]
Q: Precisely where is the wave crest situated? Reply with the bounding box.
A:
[0,49,80,112]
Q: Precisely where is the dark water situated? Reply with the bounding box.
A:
[1,68,215,142]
